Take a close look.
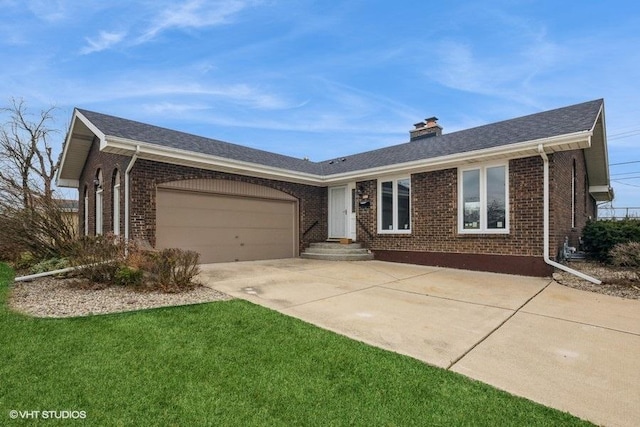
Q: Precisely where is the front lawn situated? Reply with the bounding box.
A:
[0,263,591,426]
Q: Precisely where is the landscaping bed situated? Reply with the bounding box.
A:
[9,276,231,318]
[554,261,640,299]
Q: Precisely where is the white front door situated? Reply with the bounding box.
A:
[328,186,348,238]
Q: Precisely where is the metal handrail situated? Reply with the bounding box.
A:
[302,220,319,236]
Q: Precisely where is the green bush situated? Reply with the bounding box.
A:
[609,242,640,269]
[29,257,70,274]
[114,265,144,287]
[13,251,36,271]
[582,219,640,263]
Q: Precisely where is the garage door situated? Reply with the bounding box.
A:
[156,180,298,263]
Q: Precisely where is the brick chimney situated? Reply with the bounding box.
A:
[409,117,442,141]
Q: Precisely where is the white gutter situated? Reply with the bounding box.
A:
[124,146,140,242]
[538,144,602,284]
[14,261,115,283]
[102,130,593,187]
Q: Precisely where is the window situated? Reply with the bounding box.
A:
[378,177,411,233]
[113,169,121,235]
[83,186,89,236]
[572,159,577,228]
[95,169,103,235]
[459,164,508,233]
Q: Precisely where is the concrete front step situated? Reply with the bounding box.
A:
[305,248,371,255]
[301,241,373,261]
[309,242,364,249]
[300,252,374,261]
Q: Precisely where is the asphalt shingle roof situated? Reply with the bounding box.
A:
[77,99,603,176]
[77,109,323,175]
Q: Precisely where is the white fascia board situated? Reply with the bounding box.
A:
[56,110,107,187]
[56,113,82,186]
[75,111,107,148]
[103,130,592,186]
[590,104,610,182]
[105,136,325,186]
[589,185,614,202]
[56,178,80,188]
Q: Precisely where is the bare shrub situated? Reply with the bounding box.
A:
[0,236,23,263]
[0,195,77,260]
[146,248,201,292]
[609,242,640,269]
[72,234,127,284]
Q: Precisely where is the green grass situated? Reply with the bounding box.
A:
[0,262,591,426]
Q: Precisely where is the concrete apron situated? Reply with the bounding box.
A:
[198,259,640,427]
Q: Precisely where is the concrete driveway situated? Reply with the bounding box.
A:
[199,258,640,427]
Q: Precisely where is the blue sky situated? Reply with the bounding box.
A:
[1,0,639,208]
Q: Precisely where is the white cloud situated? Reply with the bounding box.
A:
[27,0,69,23]
[80,31,126,55]
[425,37,566,108]
[141,101,210,115]
[77,1,257,54]
[138,0,253,43]
[58,74,297,112]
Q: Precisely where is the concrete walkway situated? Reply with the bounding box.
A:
[199,259,640,427]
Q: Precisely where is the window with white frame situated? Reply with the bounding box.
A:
[571,159,577,228]
[378,177,411,233]
[83,186,89,236]
[95,169,103,236]
[459,164,508,233]
[113,169,121,235]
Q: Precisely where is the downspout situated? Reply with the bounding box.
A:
[124,146,140,243]
[538,144,602,284]
[14,262,111,283]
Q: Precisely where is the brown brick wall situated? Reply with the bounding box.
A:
[79,140,328,254]
[129,159,327,253]
[356,157,546,258]
[78,138,128,236]
[549,150,596,257]
[78,136,593,275]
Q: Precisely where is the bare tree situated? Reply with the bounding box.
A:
[0,98,76,261]
[0,98,59,207]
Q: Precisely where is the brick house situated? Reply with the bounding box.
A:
[57,99,612,276]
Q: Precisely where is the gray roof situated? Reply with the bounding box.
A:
[77,99,603,176]
[77,109,324,175]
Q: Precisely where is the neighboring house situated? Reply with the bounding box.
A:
[56,198,79,236]
[57,99,612,276]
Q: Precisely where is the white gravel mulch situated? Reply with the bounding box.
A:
[9,276,233,318]
[553,261,640,300]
